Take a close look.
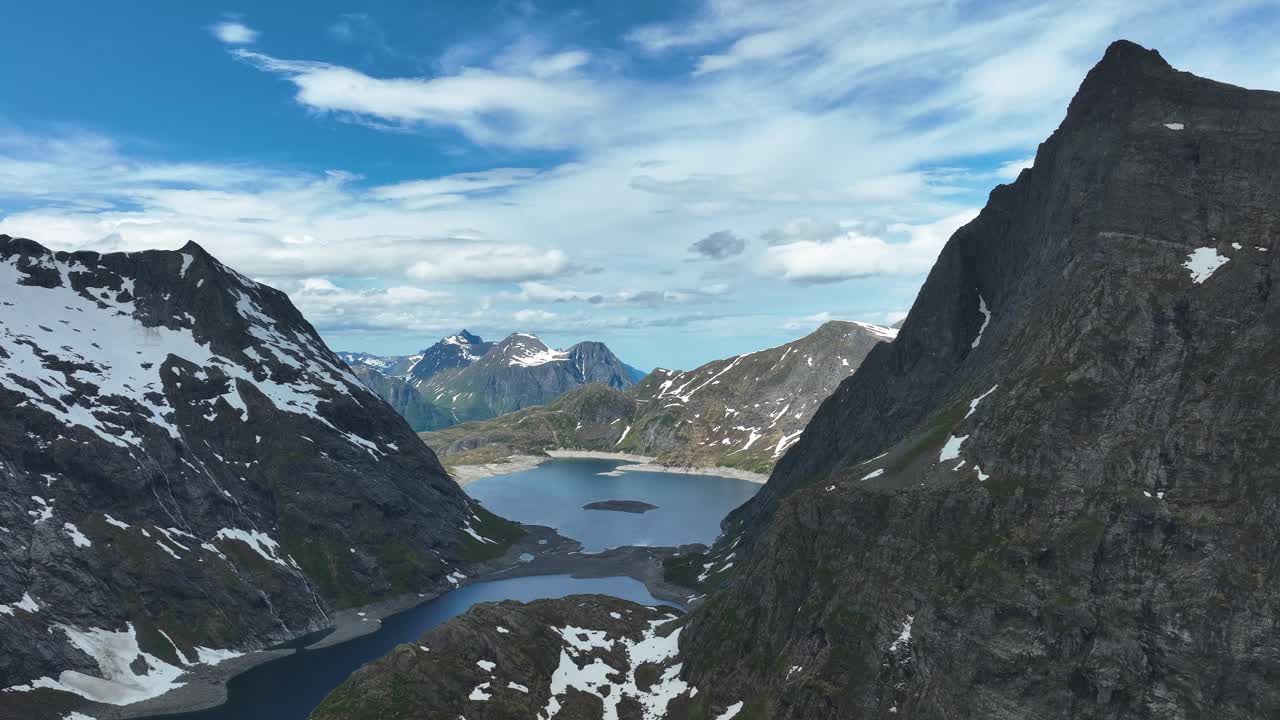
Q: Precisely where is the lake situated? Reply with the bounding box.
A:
[151,459,760,719]
[466,458,762,551]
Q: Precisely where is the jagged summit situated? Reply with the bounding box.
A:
[680,41,1280,718]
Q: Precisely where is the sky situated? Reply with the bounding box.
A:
[2,1,1279,370]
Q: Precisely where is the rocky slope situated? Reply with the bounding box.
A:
[422,320,895,474]
[313,41,1280,719]
[348,365,452,432]
[0,237,516,719]
[311,596,697,720]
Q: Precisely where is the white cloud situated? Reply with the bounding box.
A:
[507,281,730,307]
[231,49,605,148]
[210,21,258,45]
[513,309,558,323]
[406,245,569,283]
[996,156,1034,180]
[783,311,833,330]
[763,210,978,283]
[370,168,542,209]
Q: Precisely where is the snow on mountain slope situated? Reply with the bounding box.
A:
[423,320,894,474]
[0,235,510,719]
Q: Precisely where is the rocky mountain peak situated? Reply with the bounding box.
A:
[446,329,484,346]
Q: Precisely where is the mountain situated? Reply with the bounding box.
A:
[347,365,452,432]
[0,236,518,718]
[422,320,896,474]
[338,331,636,431]
[337,330,494,386]
[416,332,638,425]
[403,330,494,386]
[623,362,649,383]
[313,41,1280,720]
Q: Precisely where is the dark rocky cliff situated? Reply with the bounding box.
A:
[682,39,1280,719]
[0,237,507,718]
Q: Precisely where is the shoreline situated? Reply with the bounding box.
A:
[106,524,699,719]
[446,448,768,485]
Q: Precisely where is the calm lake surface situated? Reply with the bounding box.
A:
[153,459,759,719]
[467,458,762,551]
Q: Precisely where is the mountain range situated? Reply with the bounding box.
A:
[422,319,897,474]
[0,236,521,718]
[338,331,643,432]
[311,40,1280,720]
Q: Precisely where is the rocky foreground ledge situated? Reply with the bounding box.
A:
[310,595,744,720]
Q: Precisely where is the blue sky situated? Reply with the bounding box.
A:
[3,1,1279,369]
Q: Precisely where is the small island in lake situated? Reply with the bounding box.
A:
[583,500,659,514]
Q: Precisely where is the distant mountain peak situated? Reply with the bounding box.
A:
[442,329,483,346]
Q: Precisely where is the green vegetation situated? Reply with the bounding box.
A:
[663,552,708,588]
[890,401,966,474]
[458,504,526,562]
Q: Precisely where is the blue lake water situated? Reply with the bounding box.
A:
[151,459,759,719]
[466,458,761,551]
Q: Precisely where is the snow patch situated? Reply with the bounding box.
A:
[889,615,914,653]
[214,528,290,567]
[965,384,998,418]
[971,294,991,349]
[939,435,968,464]
[716,701,745,719]
[63,522,91,548]
[1184,246,1229,283]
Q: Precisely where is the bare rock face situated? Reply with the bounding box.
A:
[682,40,1280,719]
[423,320,895,474]
[0,237,511,718]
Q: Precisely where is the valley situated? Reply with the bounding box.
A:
[4,6,1279,719]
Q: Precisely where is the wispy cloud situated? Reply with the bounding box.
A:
[209,20,258,45]
[231,49,605,148]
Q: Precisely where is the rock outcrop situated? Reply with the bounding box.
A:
[311,596,694,720]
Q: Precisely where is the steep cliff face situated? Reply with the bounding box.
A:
[0,237,503,717]
[681,40,1280,719]
[423,321,894,474]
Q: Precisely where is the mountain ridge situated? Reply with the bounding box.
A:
[0,235,518,718]
[421,319,896,474]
